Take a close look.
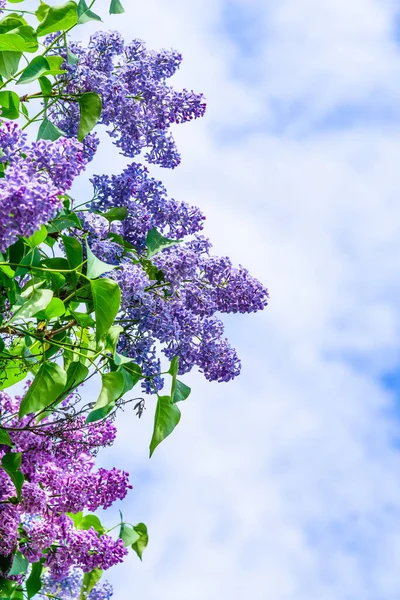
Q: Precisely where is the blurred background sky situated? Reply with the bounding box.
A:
[76,0,400,598]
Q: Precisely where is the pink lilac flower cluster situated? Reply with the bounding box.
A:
[0,121,87,252]
[0,390,130,580]
[48,32,206,166]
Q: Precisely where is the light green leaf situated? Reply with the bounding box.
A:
[78,92,102,142]
[131,523,148,560]
[67,46,79,65]
[17,55,50,84]
[149,395,181,457]
[0,90,19,119]
[18,362,67,418]
[42,297,65,320]
[37,118,65,141]
[86,371,125,423]
[86,242,115,279]
[77,0,102,23]
[38,75,52,97]
[80,569,103,600]
[36,1,78,37]
[110,0,125,13]
[10,289,53,323]
[77,514,105,534]
[26,561,43,599]
[0,357,28,391]
[26,224,47,248]
[36,2,50,22]
[8,551,28,576]
[0,51,21,78]
[0,428,12,446]
[119,523,139,547]
[146,227,181,259]
[95,207,128,223]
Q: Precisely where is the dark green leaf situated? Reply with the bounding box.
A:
[109,0,125,13]
[63,235,83,285]
[0,428,12,447]
[19,362,67,418]
[8,551,28,576]
[91,278,121,342]
[86,242,115,279]
[26,561,43,599]
[38,75,52,97]
[0,90,19,119]
[36,1,78,37]
[0,51,21,78]
[77,0,102,23]
[80,569,102,600]
[61,361,88,398]
[1,452,24,500]
[119,523,139,547]
[104,325,123,357]
[78,92,102,142]
[172,380,191,403]
[17,55,50,84]
[149,395,181,457]
[131,523,148,560]
[37,118,65,141]
[86,371,125,423]
[95,207,128,223]
[146,227,180,259]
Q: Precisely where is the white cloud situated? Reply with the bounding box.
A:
[76,0,400,598]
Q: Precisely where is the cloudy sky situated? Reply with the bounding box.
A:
[79,0,400,598]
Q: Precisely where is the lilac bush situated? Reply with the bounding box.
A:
[0,1,268,597]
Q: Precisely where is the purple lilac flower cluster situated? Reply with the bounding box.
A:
[0,389,130,580]
[48,32,206,166]
[39,570,113,600]
[0,122,87,252]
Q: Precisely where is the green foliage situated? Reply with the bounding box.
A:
[90,278,121,342]
[80,569,103,600]
[8,551,28,576]
[18,362,67,418]
[77,0,102,24]
[149,395,181,457]
[0,90,20,119]
[146,227,181,259]
[1,452,24,500]
[131,523,149,560]
[86,371,125,423]
[77,91,102,141]
[36,1,78,36]
[26,562,43,599]
[109,0,125,14]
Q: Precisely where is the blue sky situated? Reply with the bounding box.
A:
[73,0,400,598]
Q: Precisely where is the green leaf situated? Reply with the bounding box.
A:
[18,362,67,418]
[17,55,50,84]
[109,0,125,13]
[47,213,81,233]
[86,371,125,423]
[67,47,79,65]
[77,92,102,142]
[91,278,121,342]
[26,561,43,599]
[131,523,148,560]
[1,452,24,500]
[77,514,105,535]
[119,523,139,547]
[80,569,103,600]
[36,2,50,22]
[104,325,123,357]
[0,428,12,447]
[86,242,115,279]
[0,358,28,391]
[172,380,191,403]
[77,0,102,23]
[62,235,83,285]
[41,297,65,320]
[0,51,21,78]
[8,551,28,577]
[61,361,88,398]
[70,311,95,328]
[0,33,31,53]
[95,207,128,223]
[118,362,142,395]
[149,395,181,457]
[36,1,78,37]
[38,75,52,97]
[0,90,19,119]
[10,289,53,323]
[37,118,65,141]
[26,224,47,248]
[146,227,181,259]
